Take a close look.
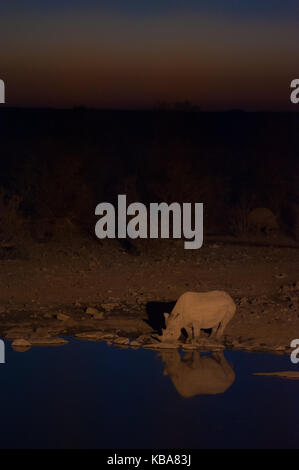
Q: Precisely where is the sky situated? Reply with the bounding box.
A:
[1,1,299,109]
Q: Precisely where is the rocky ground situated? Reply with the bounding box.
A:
[0,233,298,353]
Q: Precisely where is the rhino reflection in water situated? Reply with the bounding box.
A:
[160,350,235,398]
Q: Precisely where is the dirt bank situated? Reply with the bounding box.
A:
[0,235,298,353]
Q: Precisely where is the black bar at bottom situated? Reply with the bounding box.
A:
[0,449,297,467]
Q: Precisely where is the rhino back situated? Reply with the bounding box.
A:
[172,291,235,328]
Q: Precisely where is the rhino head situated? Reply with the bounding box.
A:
[160,312,181,342]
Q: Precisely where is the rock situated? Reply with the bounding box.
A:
[113,337,130,345]
[230,340,242,348]
[129,340,141,348]
[75,331,104,340]
[275,273,287,279]
[0,305,6,314]
[75,331,117,341]
[85,307,100,315]
[239,297,248,306]
[134,335,149,344]
[12,339,31,348]
[101,333,118,340]
[85,307,104,320]
[34,327,51,337]
[92,313,104,320]
[241,340,264,351]
[253,371,299,379]
[28,337,68,346]
[56,313,71,321]
[280,282,299,294]
[144,342,179,349]
[101,303,119,312]
[43,313,53,319]
[5,328,34,340]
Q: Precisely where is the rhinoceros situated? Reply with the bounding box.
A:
[160,350,235,397]
[247,207,278,234]
[161,291,236,342]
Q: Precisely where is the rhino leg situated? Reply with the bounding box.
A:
[193,324,201,339]
[216,317,230,337]
[215,321,224,337]
[211,324,220,337]
[185,326,193,340]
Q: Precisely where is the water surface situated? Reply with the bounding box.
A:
[0,338,298,449]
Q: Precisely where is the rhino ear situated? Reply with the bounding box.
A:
[164,312,170,325]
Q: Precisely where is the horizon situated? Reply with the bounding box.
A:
[1,0,299,110]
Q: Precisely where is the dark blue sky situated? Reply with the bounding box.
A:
[1,0,299,18]
[1,1,298,109]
